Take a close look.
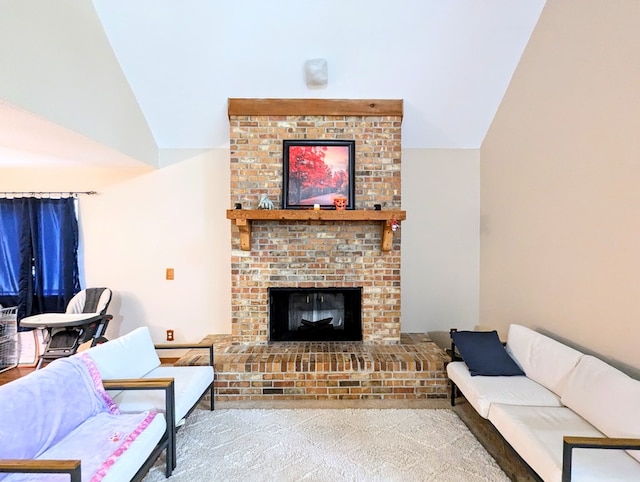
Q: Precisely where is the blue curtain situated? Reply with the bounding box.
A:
[0,197,80,323]
[0,200,24,309]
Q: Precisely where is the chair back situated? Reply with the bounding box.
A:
[65,288,112,315]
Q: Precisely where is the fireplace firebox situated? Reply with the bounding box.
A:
[269,287,362,342]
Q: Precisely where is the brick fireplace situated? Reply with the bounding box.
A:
[177,99,449,403]
[228,98,404,344]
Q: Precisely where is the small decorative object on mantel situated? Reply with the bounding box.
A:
[374,204,381,211]
[390,218,400,232]
[257,195,275,210]
[333,195,347,210]
[234,202,242,210]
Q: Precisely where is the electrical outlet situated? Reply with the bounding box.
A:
[166,268,174,280]
[166,329,174,341]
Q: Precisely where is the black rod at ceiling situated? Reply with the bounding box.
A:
[0,191,98,198]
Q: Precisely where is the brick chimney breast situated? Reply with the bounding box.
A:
[228,98,403,344]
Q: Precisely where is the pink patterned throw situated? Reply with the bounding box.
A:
[0,354,160,482]
[77,352,120,415]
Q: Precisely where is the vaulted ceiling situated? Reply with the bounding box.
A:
[0,0,545,168]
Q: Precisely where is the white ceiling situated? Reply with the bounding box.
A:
[1,0,545,167]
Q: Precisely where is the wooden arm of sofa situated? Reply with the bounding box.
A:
[154,342,214,367]
[102,377,175,432]
[103,377,176,474]
[103,377,174,392]
[562,435,640,482]
[0,459,81,481]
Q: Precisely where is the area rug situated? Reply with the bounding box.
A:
[143,408,509,482]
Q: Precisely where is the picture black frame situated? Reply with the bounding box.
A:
[282,139,355,209]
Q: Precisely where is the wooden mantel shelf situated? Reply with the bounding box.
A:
[226,209,407,252]
[228,98,403,119]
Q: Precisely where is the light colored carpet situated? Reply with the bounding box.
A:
[143,408,510,482]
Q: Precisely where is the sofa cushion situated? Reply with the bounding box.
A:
[447,361,562,418]
[561,355,640,464]
[101,411,166,482]
[505,324,583,396]
[36,411,164,482]
[489,403,640,482]
[109,365,213,423]
[86,327,161,380]
[451,330,524,376]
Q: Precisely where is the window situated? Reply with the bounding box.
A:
[0,197,80,320]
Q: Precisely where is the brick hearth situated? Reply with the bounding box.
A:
[178,333,449,402]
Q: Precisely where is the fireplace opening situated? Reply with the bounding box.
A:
[269,287,362,342]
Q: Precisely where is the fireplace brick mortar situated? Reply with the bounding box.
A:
[229,112,402,343]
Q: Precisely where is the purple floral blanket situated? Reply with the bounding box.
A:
[0,353,157,481]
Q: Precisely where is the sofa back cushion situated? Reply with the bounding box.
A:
[561,355,640,464]
[505,324,583,396]
[86,326,160,379]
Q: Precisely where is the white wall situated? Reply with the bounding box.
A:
[82,147,480,343]
[480,0,640,376]
[401,148,480,338]
[80,147,480,342]
[79,149,231,343]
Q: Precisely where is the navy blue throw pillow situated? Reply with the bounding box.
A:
[451,330,525,376]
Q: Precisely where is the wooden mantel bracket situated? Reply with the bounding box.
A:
[234,217,251,251]
[226,209,407,252]
[381,220,395,252]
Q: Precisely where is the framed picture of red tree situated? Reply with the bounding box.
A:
[282,139,355,209]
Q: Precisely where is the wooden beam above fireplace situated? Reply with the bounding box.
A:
[227,98,403,119]
[226,209,406,252]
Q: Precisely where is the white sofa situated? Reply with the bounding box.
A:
[447,324,640,482]
[84,327,214,470]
